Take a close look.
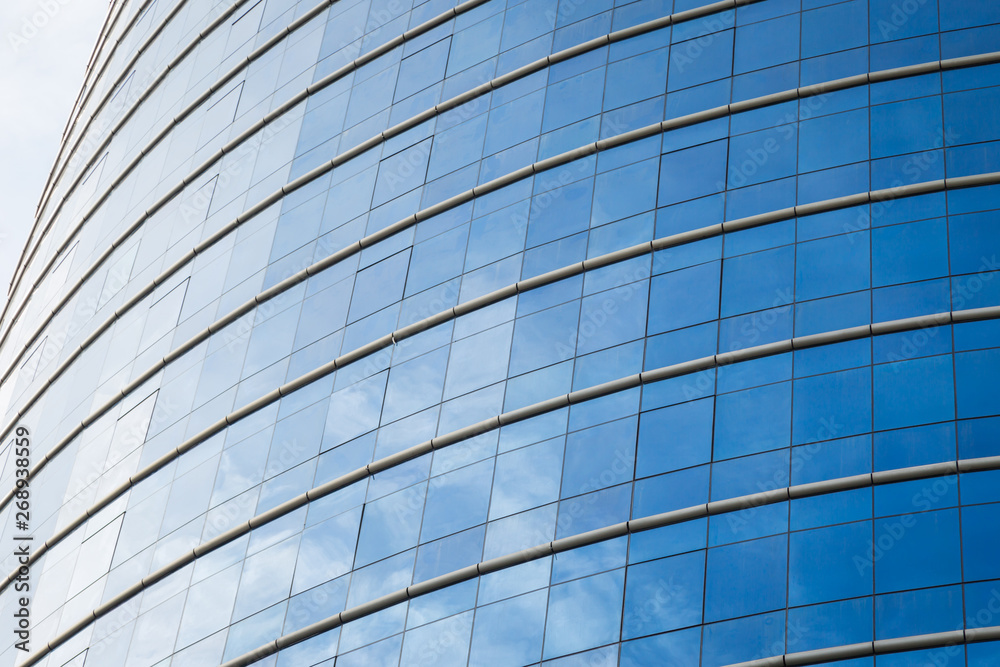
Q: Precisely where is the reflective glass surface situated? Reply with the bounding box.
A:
[1,0,999,665]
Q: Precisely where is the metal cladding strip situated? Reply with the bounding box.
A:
[0,0,779,389]
[210,454,995,667]
[724,628,1000,667]
[15,367,1000,664]
[5,171,998,534]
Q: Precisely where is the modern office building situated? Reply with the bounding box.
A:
[2,0,1000,665]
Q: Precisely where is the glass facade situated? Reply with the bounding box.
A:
[1,0,999,665]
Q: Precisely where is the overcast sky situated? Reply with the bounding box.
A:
[0,0,108,313]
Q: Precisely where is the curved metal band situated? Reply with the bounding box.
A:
[3,45,996,490]
[3,168,997,530]
[29,446,1000,666]
[1,109,997,546]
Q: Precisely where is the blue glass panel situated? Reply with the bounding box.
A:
[711,448,789,499]
[605,48,668,109]
[702,611,785,666]
[788,598,873,653]
[873,422,956,471]
[509,301,581,376]
[636,398,714,477]
[591,158,659,226]
[501,0,558,50]
[790,521,871,606]
[870,0,939,42]
[871,96,943,159]
[647,262,721,333]
[875,585,963,639]
[727,124,798,188]
[949,211,1000,276]
[542,66,606,133]
[658,140,728,207]
[798,108,869,173]
[714,381,792,460]
[962,503,1000,582]
[873,355,955,430]
[622,551,705,639]
[722,245,795,317]
[802,0,868,58]
[734,14,799,75]
[874,508,962,593]
[354,483,425,566]
[955,348,1000,419]
[420,458,494,542]
[704,534,787,622]
[872,218,950,287]
[543,569,625,659]
[619,627,701,667]
[561,417,637,498]
[667,29,734,92]
[796,231,870,301]
[793,367,873,444]
[468,590,547,667]
[792,433,872,485]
